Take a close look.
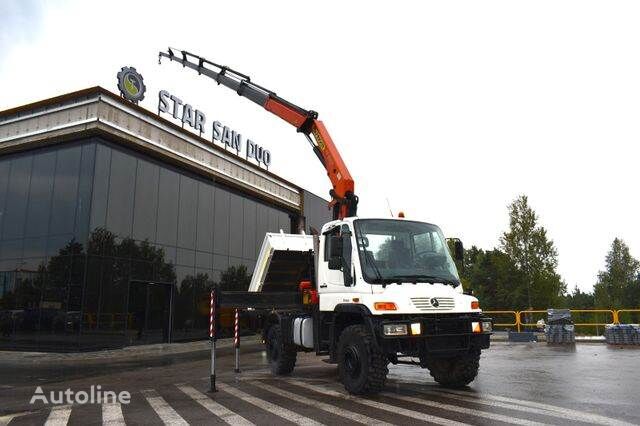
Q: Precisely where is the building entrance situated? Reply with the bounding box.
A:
[127,280,173,345]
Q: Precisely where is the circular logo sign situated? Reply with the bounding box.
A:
[430,298,440,308]
[117,66,146,103]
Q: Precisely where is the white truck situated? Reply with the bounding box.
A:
[160,48,492,394]
[239,219,491,394]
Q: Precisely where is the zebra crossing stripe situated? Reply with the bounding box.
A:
[285,379,469,426]
[417,387,608,423]
[251,380,393,426]
[216,382,324,426]
[102,402,125,425]
[44,405,71,426]
[381,392,548,426]
[438,388,634,426]
[177,385,254,426]
[141,389,188,426]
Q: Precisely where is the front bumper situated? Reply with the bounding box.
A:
[376,314,492,356]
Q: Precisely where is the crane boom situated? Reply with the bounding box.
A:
[158,48,358,220]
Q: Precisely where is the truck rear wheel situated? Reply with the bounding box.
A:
[266,324,296,375]
[425,350,480,388]
[337,324,388,394]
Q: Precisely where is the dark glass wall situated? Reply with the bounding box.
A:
[0,137,294,350]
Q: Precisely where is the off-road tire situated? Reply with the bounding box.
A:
[426,350,480,388]
[337,324,388,394]
[265,324,297,375]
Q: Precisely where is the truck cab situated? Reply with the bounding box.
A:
[248,217,491,395]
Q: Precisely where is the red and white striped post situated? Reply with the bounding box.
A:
[209,289,217,392]
[234,308,241,373]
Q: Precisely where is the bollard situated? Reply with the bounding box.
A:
[209,289,217,392]
[234,308,241,373]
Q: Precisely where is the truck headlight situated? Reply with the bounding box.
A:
[410,322,421,335]
[383,324,408,336]
[482,321,492,332]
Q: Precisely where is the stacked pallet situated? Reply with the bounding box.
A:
[545,309,575,344]
[604,324,640,345]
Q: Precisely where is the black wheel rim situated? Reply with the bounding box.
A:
[343,345,362,379]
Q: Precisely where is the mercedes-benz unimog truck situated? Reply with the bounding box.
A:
[160,48,492,395]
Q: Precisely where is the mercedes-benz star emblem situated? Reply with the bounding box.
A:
[430,298,440,307]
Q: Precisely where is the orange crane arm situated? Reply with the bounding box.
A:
[159,48,357,220]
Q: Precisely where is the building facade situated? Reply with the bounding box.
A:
[0,88,330,350]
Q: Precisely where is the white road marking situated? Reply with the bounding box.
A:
[141,389,188,426]
[177,385,254,426]
[381,392,548,426]
[286,379,469,426]
[252,380,393,426]
[102,402,125,425]
[44,405,72,426]
[216,382,324,426]
[0,411,32,426]
[418,387,614,423]
[438,388,635,426]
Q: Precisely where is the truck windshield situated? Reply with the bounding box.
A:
[354,219,460,285]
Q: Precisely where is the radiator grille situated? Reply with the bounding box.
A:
[410,297,455,311]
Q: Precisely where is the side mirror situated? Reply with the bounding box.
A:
[453,239,464,262]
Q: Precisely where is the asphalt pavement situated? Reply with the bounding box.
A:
[0,340,638,425]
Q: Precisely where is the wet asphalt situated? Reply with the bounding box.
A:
[0,341,638,425]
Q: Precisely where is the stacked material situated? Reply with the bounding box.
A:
[604,324,640,345]
[545,309,575,344]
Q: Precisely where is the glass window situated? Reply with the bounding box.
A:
[242,198,256,260]
[0,159,11,236]
[74,143,96,246]
[50,146,81,236]
[156,168,179,246]
[3,156,33,240]
[176,248,195,267]
[25,151,56,238]
[213,187,230,255]
[177,176,197,249]
[354,219,460,285]
[228,193,243,258]
[89,144,112,231]
[106,149,136,238]
[132,159,159,242]
[255,204,269,258]
[195,183,214,253]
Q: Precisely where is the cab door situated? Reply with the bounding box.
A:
[318,224,354,300]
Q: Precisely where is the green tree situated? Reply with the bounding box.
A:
[594,238,639,308]
[500,195,565,309]
[219,265,251,291]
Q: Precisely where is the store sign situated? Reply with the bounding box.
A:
[157,90,271,168]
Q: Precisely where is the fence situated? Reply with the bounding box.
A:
[484,309,638,333]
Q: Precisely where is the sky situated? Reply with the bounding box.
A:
[1,0,639,293]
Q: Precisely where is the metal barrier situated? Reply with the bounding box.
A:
[616,309,640,324]
[483,310,521,332]
[484,308,631,334]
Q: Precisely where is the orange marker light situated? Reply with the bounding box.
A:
[471,301,480,310]
[472,322,482,333]
[374,302,397,311]
[398,212,405,218]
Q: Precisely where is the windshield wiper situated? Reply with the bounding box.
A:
[391,275,459,286]
[356,229,387,284]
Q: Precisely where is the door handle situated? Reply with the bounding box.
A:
[320,284,328,288]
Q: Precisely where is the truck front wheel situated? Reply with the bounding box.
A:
[337,325,388,394]
[425,350,480,388]
[266,324,296,375]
